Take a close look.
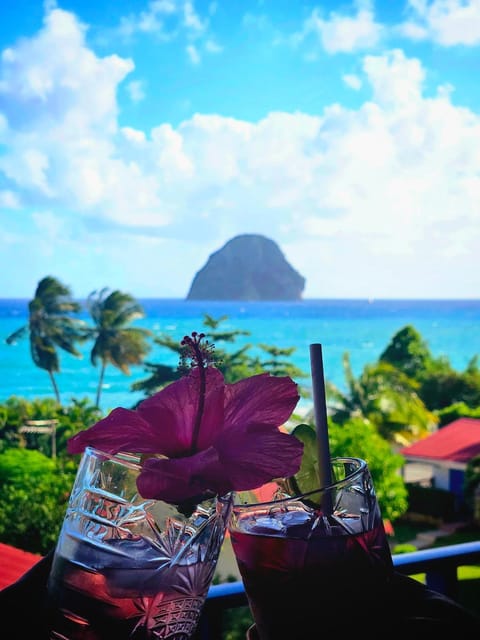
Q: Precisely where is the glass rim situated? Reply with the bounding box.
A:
[232,456,368,509]
[82,447,234,506]
[84,446,143,471]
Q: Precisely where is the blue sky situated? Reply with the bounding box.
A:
[0,0,479,299]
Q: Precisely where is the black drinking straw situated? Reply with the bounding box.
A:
[309,343,333,513]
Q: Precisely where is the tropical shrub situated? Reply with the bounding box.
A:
[325,353,437,446]
[0,448,77,554]
[380,326,480,411]
[328,418,409,522]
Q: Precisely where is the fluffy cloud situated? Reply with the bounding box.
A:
[292,0,383,54]
[400,0,480,45]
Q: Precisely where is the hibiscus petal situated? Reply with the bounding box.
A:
[214,422,304,490]
[223,374,299,429]
[139,367,226,451]
[137,447,225,503]
[67,407,169,455]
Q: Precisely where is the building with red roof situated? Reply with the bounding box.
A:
[401,418,480,499]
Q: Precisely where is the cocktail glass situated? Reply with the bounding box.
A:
[228,457,393,639]
[46,446,232,640]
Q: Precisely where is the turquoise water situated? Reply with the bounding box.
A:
[1,298,479,414]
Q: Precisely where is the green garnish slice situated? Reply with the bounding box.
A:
[281,423,321,497]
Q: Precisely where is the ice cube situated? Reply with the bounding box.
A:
[243,514,286,535]
[280,511,313,528]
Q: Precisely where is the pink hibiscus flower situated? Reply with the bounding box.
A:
[68,333,303,504]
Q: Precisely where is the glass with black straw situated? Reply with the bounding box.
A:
[228,343,394,638]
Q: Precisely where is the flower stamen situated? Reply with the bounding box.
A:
[180,332,215,454]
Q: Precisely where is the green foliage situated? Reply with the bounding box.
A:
[326,352,437,445]
[222,607,254,640]
[55,398,104,455]
[392,543,418,554]
[0,448,56,483]
[0,448,76,554]
[380,325,433,379]
[419,360,480,410]
[435,402,480,427]
[328,418,409,522]
[0,398,102,553]
[381,326,480,411]
[132,314,309,397]
[0,396,62,453]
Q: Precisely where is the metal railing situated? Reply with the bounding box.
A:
[197,540,480,637]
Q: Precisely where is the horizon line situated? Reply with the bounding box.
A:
[0,296,479,303]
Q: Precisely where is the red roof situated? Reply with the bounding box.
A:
[0,543,42,590]
[401,418,480,464]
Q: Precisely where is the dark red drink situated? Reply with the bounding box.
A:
[231,519,393,638]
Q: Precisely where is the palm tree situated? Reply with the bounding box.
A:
[6,276,85,403]
[86,288,151,408]
[324,352,438,446]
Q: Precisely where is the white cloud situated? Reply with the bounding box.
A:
[293,1,383,54]
[118,1,176,38]
[126,79,146,103]
[0,189,20,208]
[121,127,147,144]
[183,1,206,33]
[186,44,200,64]
[343,73,362,90]
[204,39,222,53]
[363,49,424,108]
[400,0,480,45]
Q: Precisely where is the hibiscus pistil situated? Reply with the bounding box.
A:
[179,332,213,455]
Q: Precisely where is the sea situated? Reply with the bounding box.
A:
[1,298,479,414]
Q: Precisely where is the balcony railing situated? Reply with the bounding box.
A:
[197,540,480,638]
